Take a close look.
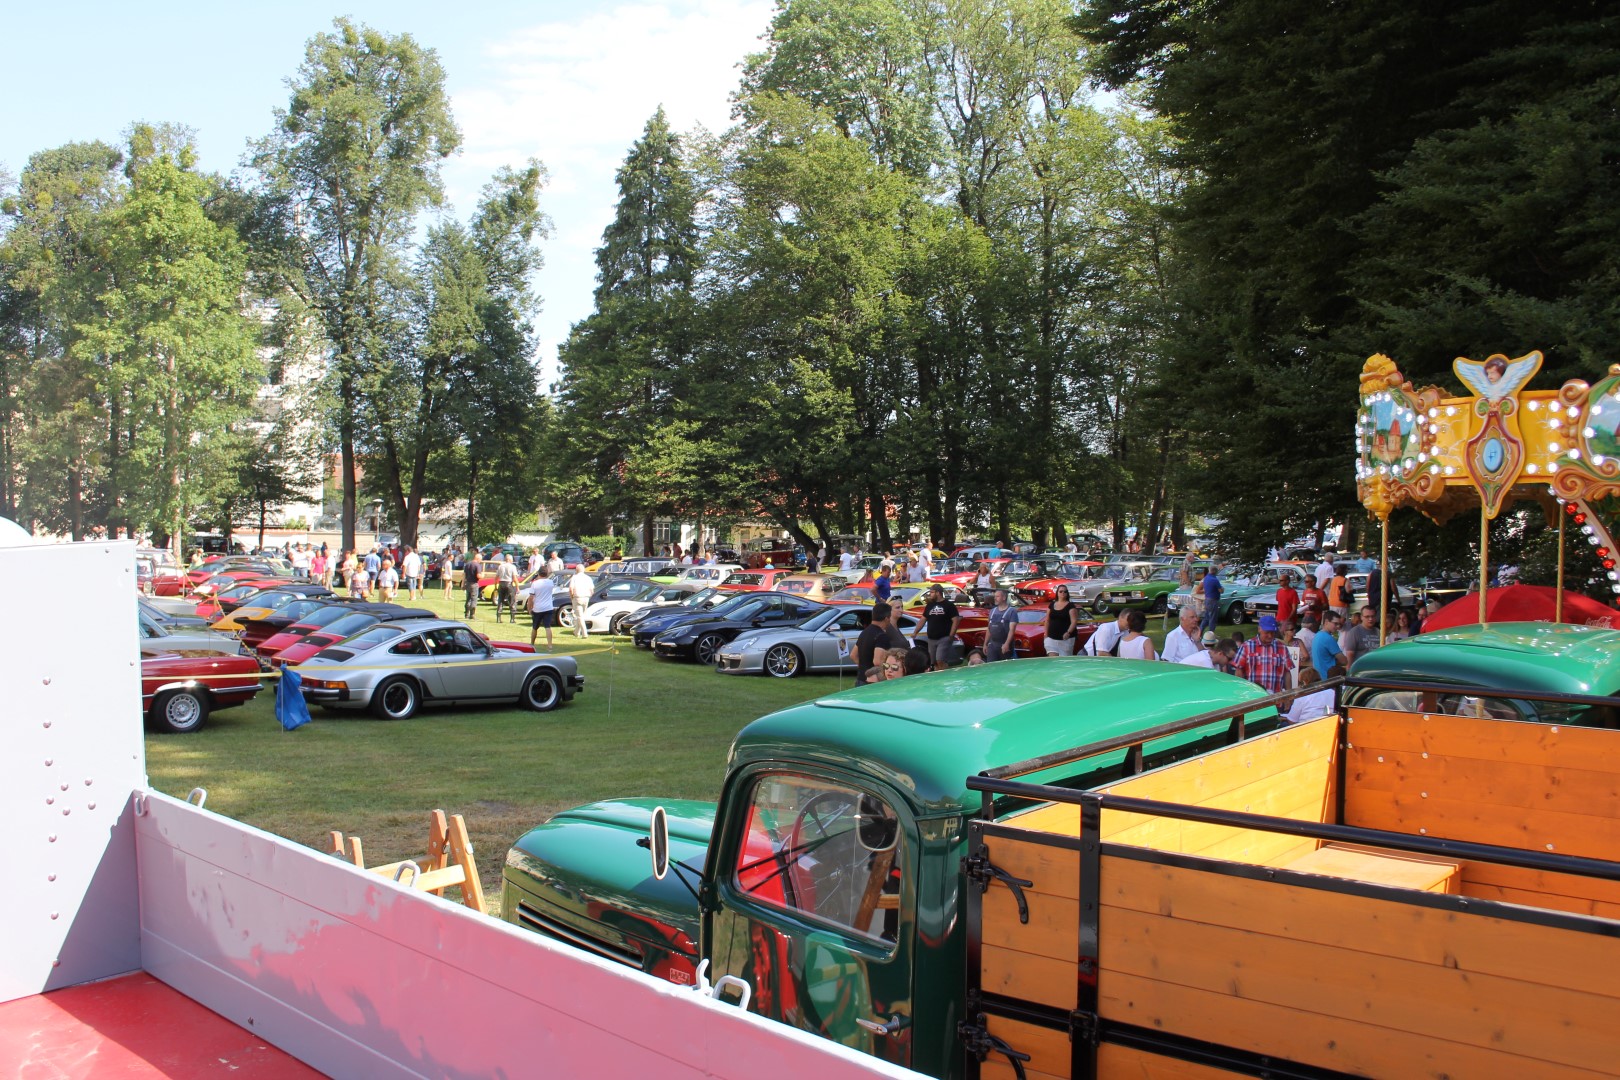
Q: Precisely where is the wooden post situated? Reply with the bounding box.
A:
[1556,511,1566,623]
[1479,508,1490,625]
[1379,514,1390,646]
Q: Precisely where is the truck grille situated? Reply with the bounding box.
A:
[514,900,642,968]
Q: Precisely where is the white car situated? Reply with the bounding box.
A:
[570,578,692,634]
[138,610,247,657]
[671,563,743,589]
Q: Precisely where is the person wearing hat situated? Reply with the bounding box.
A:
[1161,606,1202,664]
[1233,614,1294,693]
[1180,631,1228,669]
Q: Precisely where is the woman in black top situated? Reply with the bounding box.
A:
[1043,584,1077,656]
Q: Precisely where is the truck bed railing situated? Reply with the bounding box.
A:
[1345,675,1620,709]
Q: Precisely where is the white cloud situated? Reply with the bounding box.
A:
[441,0,773,379]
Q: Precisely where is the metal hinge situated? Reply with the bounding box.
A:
[960,1018,1032,1080]
[1069,1010,1099,1047]
[962,852,1033,923]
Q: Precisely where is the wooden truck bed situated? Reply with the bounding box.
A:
[963,709,1620,1080]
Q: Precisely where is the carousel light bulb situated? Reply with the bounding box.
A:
[1611,584,1620,594]
[1428,424,1439,435]
[1429,463,1440,474]
[1570,449,1582,460]
[1550,417,1562,429]
[1582,523,1594,535]
[1444,465,1456,475]
[1428,408,1439,419]
[1608,569,1618,580]
[1590,536,1601,547]
[1527,399,1541,412]
[1446,406,1458,417]
[1550,463,1560,473]
[1550,442,1562,453]
[1527,463,1540,474]
[1596,455,1607,466]
[1586,427,1597,439]
[1418,452,1428,463]
[1568,405,1581,418]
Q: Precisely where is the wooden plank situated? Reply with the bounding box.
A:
[1464,881,1620,921]
[1345,786,1620,862]
[447,813,486,912]
[1095,1043,1247,1080]
[1103,783,1328,857]
[1463,860,1620,906]
[1284,842,1459,893]
[983,1014,1070,1080]
[1350,749,1620,812]
[980,943,1074,1011]
[982,881,1078,959]
[981,837,1081,900]
[1100,906,1620,1071]
[1099,970,1614,1080]
[982,1063,1065,1080]
[1099,856,1620,999]
[1345,707,1620,773]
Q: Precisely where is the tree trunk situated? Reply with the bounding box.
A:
[996,483,1011,546]
[1144,429,1172,556]
[643,512,655,556]
[869,484,889,551]
[258,498,268,551]
[340,368,358,552]
[465,459,478,549]
[1171,505,1186,551]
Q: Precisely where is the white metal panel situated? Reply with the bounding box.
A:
[2,539,144,1003]
[135,791,920,1080]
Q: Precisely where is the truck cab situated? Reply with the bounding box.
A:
[502,660,1277,1076]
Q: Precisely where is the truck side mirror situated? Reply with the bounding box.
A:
[856,795,899,853]
[649,805,670,881]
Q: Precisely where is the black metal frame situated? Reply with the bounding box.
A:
[959,680,1620,1078]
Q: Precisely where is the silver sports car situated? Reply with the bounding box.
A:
[717,606,922,678]
[294,618,584,719]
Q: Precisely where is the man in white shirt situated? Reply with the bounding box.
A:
[1161,608,1202,664]
[567,567,595,638]
[916,545,934,580]
[402,547,422,599]
[839,548,856,572]
[1084,611,1131,656]
[1182,633,1235,672]
[290,545,311,581]
[546,550,564,577]
[1315,556,1335,590]
[522,570,557,650]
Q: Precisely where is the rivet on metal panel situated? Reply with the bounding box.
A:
[60,783,68,791]
[1547,844,1556,851]
[1422,752,1429,759]
[187,787,208,808]
[47,835,56,842]
[42,677,51,685]
[42,721,50,728]
[47,874,56,882]
[44,759,53,766]
[1419,828,1428,834]
[52,960,60,968]
[50,912,58,920]
[84,778,92,786]
[1551,726,1560,733]
[1421,791,1428,798]
[1377,755,1384,762]
[87,802,95,810]
[46,797,54,805]
[62,808,70,816]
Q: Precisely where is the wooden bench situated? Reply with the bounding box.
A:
[1285,841,1460,894]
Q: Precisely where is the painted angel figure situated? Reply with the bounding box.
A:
[1455,351,1542,403]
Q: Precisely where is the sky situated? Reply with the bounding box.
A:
[0,1,774,381]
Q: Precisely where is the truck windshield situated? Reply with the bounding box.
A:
[733,774,903,945]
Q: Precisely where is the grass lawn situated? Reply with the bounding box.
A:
[143,593,1236,910]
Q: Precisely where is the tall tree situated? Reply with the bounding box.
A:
[253,18,460,551]
[553,109,700,552]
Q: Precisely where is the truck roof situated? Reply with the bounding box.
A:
[1350,621,1620,694]
[728,658,1271,813]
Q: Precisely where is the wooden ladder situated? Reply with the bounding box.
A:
[329,809,487,912]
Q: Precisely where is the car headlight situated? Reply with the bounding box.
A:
[587,604,606,616]
[733,637,757,652]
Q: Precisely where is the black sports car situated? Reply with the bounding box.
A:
[649,593,829,664]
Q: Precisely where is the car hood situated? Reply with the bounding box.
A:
[505,798,712,967]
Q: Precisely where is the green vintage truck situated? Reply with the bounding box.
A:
[502,628,1620,1078]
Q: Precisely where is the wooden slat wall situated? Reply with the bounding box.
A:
[978,719,1340,1031]
[1094,1044,1247,1079]
[1345,708,1620,913]
[1098,856,1620,1078]
[980,1015,1069,1080]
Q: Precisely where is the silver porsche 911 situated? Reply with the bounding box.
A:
[716,606,921,678]
[293,618,584,719]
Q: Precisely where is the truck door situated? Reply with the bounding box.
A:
[709,770,915,1069]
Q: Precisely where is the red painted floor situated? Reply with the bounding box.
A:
[0,972,325,1078]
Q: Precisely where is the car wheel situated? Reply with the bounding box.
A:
[609,612,630,636]
[371,676,420,721]
[1093,600,1110,615]
[521,669,563,712]
[695,633,725,666]
[557,607,574,629]
[150,688,209,735]
[764,643,803,679]
[1228,604,1247,624]
[1151,595,1169,614]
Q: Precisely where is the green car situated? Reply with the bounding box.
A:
[1165,563,1293,623]
[1347,622,1620,726]
[1092,564,1202,615]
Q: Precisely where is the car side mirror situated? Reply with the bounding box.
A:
[648,805,670,881]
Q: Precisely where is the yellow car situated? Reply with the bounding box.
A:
[208,585,333,631]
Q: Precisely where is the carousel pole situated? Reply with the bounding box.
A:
[1478,507,1490,625]
[1379,513,1390,646]
[1556,510,1566,622]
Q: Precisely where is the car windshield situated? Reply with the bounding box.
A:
[730,599,769,620]
[318,613,377,638]
[1150,568,1180,582]
[331,626,405,653]
[729,573,765,586]
[1098,564,1130,581]
[297,606,359,628]
[798,608,843,631]
[680,587,720,608]
[829,587,872,602]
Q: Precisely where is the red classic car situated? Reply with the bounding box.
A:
[1014,562,1108,604]
[954,602,1099,658]
[931,558,1015,589]
[265,606,437,667]
[717,568,798,593]
[254,603,367,662]
[141,650,264,734]
[193,580,284,620]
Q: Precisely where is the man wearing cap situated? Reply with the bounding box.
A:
[1182,634,1233,671]
[1161,606,1202,664]
[1233,614,1294,693]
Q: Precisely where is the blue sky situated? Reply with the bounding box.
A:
[1,1,773,379]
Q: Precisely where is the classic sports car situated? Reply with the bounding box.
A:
[955,603,1098,657]
[141,650,263,734]
[619,587,727,641]
[773,573,842,601]
[139,594,210,629]
[598,557,680,579]
[1092,564,1205,615]
[264,605,436,666]
[235,596,348,651]
[294,618,584,720]
[930,558,1015,589]
[716,606,924,677]
[669,564,743,590]
[1014,562,1107,604]
[650,594,829,665]
[569,578,690,635]
[211,584,334,631]
[192,579,285,620]
[138,610,248,657]
[717,568,798,593]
